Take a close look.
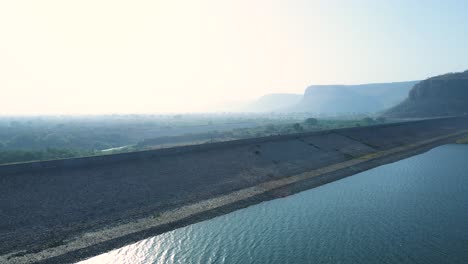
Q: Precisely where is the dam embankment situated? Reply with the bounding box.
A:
[2,116,468,263]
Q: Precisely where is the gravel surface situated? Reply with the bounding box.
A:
[1,116,468,263]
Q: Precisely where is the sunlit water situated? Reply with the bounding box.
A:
[81,144,468,264]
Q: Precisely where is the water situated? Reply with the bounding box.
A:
[81,144,468,264]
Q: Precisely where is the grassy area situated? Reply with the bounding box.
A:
[0,148,97,165]
[0,116,387,165]
[456,137,468,144]
[136,117,387,150]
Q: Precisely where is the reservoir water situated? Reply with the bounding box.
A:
[81,144,468,264]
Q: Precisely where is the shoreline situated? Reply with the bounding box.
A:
[4,129,468,264]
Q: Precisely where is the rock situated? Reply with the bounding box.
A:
[384,70,468,118]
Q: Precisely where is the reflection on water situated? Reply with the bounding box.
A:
[81,145,468,264]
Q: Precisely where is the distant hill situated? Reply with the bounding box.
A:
[238,93,302,112]
[384,70,468,118]
[287,81,418,114]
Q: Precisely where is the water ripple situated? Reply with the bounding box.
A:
[81,145,468,264]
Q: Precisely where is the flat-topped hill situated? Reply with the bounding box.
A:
[289,81,417,114]
[384,70,468,118]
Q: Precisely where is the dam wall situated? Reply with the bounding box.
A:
[2,116,467,175]
[2,116,468,263]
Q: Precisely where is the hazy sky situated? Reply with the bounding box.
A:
[1,0,467,114]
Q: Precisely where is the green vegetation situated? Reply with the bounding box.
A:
[0,114,389,165]
[137,117,389,150]
[304,118,318,126]
[456,137,468,144]
[0,148,95,164]
[429,70,468,80]
[292,123,304,132]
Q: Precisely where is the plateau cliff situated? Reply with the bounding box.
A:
[288,81,417,114]
[384,70,468,118]
[239,81,417,114]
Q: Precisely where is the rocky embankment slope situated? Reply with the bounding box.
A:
[2,116,468,263]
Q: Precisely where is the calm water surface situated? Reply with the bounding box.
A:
[81,144,468,264]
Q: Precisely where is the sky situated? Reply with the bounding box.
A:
[1,0,467,114]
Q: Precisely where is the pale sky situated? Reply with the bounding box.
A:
[1,0,467,114]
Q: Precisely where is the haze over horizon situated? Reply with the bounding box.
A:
[1,0,468,115]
